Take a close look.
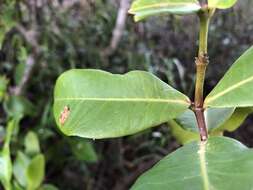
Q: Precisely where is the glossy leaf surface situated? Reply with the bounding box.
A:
[132,137,253,190]
[208,0,237,9]
[205,46,253,108]
[54,69,190,139]
[129,0,201,21]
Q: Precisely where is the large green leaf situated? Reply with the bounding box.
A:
[131,137,253,190]
[129,0,201,22]
[208,0,237,9]
[205,46,253,108]
[54,69,190,139]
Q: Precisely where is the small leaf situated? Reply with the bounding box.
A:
[0,120,15,190]
[211,108,252,134]
[131,137,253,190]
[175,108,234,132]
[4,96,36,120]
[168,120,199,144]
[25,132,40,156]
[129,0,201,22]
[69,137,98,163]
[205,46,253,108]
[39,184,58,190]
[204,107,235,131]
[208,0,237,9]
[26,154,45,190]
[0,76,9,102]
[13,151,30,187]
[54,69,190,139]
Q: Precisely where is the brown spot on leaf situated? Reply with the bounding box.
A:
[59,106,70,126]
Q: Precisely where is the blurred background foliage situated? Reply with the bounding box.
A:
[0,0,253,189]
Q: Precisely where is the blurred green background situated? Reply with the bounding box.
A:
[0,0,253,189]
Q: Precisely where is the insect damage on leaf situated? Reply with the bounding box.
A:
[59,106,70,126]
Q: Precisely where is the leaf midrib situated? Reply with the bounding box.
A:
[130,2,200,12]
[199,142,210,190]
[205,75,253,106]
[55,97,189,105]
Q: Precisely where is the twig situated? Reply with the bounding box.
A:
[102,0,130,56]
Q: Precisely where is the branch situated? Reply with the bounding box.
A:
[12,25,41,96]
[102,0,130,56]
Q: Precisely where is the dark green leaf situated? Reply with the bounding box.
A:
[132,137,253,190]
[129,0,201,21]
[69,137,98,163]
[54,69,190,139]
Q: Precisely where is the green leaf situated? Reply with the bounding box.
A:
[131,137,253,190]
[26,154,45,190]
[208,0,237,9]
[13,151,30,187]
[168,120,199,144]
[69,137,98,163]
[0,120,15,190]
[205,46,253,108]
[25,131,40,156]
[175,108,234,132]
[204,107,235,131]
[4,96,36,120]
[0,76,9,102]
[54,69,190,139]
[211,108,252,134]
[129,0,201,22]
[39,184,58,190]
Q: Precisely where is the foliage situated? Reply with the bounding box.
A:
[1,0,253,189]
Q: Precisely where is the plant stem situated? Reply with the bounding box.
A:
[194,10,211,141]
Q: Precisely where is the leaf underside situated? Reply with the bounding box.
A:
[129,0,201,21]
[208,0,238,9]
[131,137,253,190]
[54,69,190,139]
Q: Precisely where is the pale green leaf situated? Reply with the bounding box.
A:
[25,131,40,156]
[54,69,190,139]
[175,108,234,132]
[211,108,252,134]
[26,154,45,190]
[129,0,201,22]
[205,46,253,108]
[13,151,30,187]
[168,120,199,144]
[131,137,253,190]
[208,0,237,9]
[0,120,15,190]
